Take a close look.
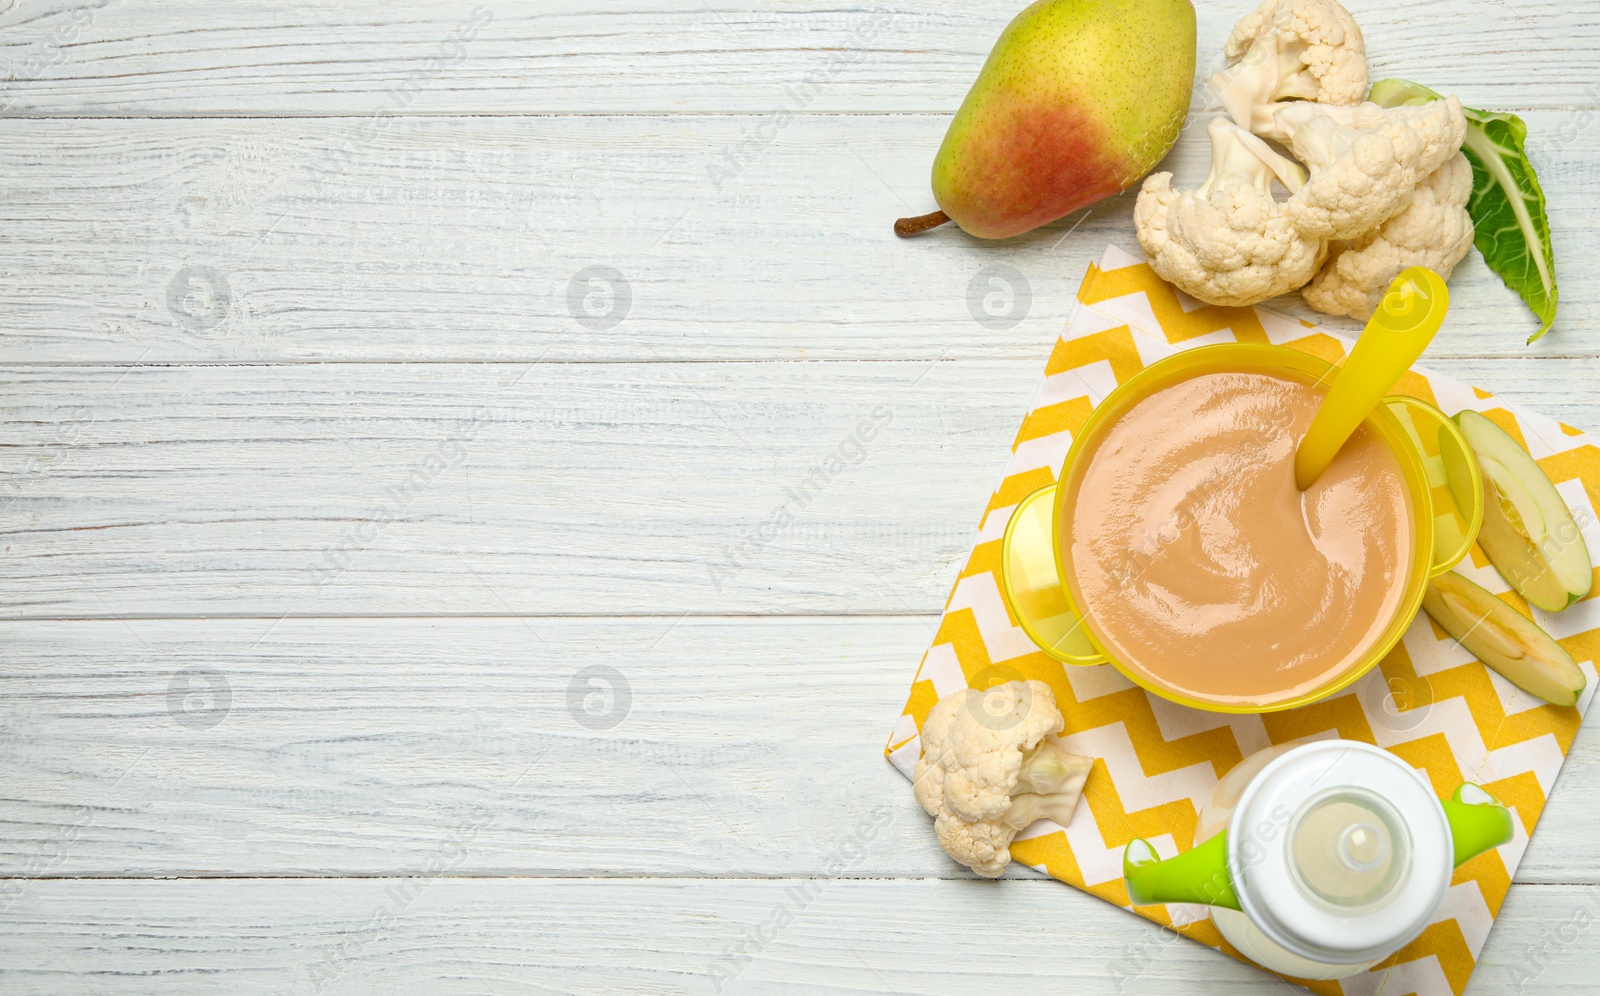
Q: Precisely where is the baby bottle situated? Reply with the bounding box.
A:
[1122,740,1513,979]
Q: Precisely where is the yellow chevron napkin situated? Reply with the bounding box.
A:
[885,245,1599,996]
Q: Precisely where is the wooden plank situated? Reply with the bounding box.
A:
[0,877,1595,993]
[0,616,1594,882]
[0,616,948,878]
[0,360,1021,617]
[0,0,1595,116]
[5,359,1598,619]
[0,112,1592,364]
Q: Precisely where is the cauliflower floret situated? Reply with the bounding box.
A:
[1135,117,1325,308]
[1272,97,1467,241]
[1211,0,1368,134]
[913,680,1092,878]
[1303,152,1475,320]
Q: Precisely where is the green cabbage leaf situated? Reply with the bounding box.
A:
[1370,78,1558,342]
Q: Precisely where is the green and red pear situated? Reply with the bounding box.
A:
[898,0,1196,240]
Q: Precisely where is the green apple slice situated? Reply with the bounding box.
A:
[1446,410,1592,611]
[1423,571,1586,707]
[1476,476,1576,611]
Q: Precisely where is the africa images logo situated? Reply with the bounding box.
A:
[166,265,233,332]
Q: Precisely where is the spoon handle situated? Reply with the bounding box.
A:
[1294,268,1451,491]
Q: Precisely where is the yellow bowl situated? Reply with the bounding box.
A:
[999,343,1483,714]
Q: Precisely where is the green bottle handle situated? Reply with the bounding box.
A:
[1443,782,1515,867]
[1123,832,1240,911]
[1121,783,1510,910]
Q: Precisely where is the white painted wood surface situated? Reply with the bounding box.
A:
[0,879,1597,994]
[0,113,1595,363]
[1,1,1596,992]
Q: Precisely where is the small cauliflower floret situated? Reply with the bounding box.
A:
[1272,97,1467,241]
[1303,152,1475,320]
[1135,117,1324,308]
[1211,0,1368,134]
[912,680,1092,878]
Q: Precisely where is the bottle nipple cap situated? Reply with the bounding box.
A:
[1342,823,1386,870]
[1288,790,1408,910]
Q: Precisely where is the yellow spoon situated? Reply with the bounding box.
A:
[1294,267,1451,491]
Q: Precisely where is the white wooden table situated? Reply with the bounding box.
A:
[2,2,1596,992]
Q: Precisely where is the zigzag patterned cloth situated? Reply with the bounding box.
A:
[885,245,1600,995]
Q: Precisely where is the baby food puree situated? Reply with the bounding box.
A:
[1067,370,1413,706]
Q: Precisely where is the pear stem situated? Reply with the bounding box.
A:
[894,210,950,237]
